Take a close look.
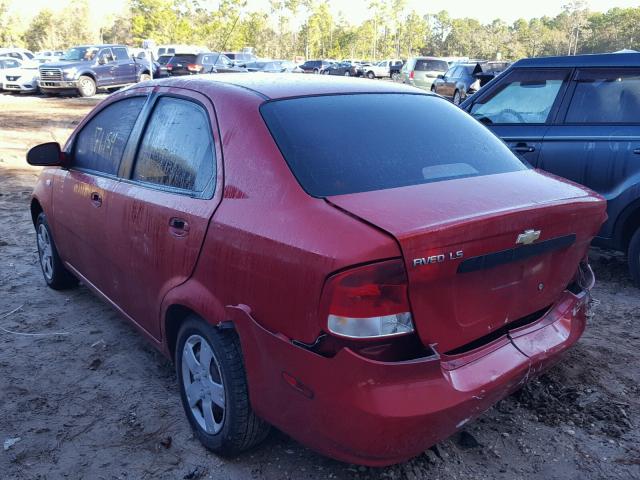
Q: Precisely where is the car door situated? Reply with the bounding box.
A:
[539,68,640,242]
[51,95,148,292]
[112,46,136,83]
[466,68,572,166]
[437,66,458,97]
[94,48,117,85]
[106,89,223,339]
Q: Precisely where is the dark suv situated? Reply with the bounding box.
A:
[461,52,640,285]
[299,60,332,74]
[38,45,151,97]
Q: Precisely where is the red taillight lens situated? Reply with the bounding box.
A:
[187,64,203,72]
[166,65,173,70]
[321,259,414,339]
[409,70,414,80]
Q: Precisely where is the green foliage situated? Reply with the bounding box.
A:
[7,0,640,60]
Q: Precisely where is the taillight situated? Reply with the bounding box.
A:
[409,70,414,80]
[166,65,173,70]
[322,259,414,339]
[187,63,203,72]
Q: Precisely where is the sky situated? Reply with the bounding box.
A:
[7,0,640,26]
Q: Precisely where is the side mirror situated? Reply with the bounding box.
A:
[27,142,64,166]
[437,74,444,79]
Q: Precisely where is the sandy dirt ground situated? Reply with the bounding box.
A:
[0,92,638,480]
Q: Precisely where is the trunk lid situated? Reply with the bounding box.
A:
[327,170,606,353]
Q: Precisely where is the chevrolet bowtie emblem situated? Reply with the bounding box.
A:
[516,229,541,245]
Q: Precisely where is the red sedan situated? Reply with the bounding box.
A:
[27,74,606,466]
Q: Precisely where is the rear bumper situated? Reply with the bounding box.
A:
[231,288,589,466]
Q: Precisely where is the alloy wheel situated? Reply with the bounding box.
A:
[182,334,226,434]
[37,224,53,281]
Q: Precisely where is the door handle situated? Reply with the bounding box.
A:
[90,192,102,207]
[512,143,536,154]
[169,217,189,236]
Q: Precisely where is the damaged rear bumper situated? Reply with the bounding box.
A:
[230,288,590,466]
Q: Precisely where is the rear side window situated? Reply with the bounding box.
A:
[566,69,640,124]
[470,69,570,124]
[113,47,129,61]
[261,94,526,197]
[73,97,146,175]
[132,97,215,194]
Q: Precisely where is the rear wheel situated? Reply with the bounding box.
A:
[35,213,77,290]
[313,68,320,74]
[628,227,640,287]
[139,73,151,82]
[176,316,270,456]
[344,71,350,76]
[453,90,462,105]
[366,71,375,79]
[77,76,96,97]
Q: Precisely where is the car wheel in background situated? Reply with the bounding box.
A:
[391,72,399,81]
[139,73,151,82]
[344,71,350,76]
[77,76,96,97]
[628,227,640,287]
[313,68,319,74]
[35,212,78,290]
[176,316,271,456]
[366,71,375,79]
[431,85,436,93]
[453,90,461,105]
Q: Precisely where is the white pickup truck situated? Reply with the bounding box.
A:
[362,59,403,79]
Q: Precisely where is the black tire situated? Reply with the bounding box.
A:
[139,73,151,82]
[366,71,375,79]
[391,72,399,81]
[35,212,77,290]
[431,85,436,93]
[77,75,96,97]
[313,68,319,74]
[628,227,640,287]
[453,90,461,105]
[176,316,270,456]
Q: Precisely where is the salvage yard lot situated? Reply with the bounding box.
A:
[0,92,639,480]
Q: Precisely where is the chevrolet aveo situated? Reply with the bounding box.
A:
[27,75,606,466]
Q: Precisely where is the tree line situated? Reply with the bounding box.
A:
[1,0,639,60]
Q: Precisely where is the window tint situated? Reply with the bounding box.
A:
[172,54,196,63]
[566,69,640,124]
[113,47,129,61]
[415,59,448,72]
[74,97,146,175]
[99,48,115,62]
[24,51,34,59]
[261,94,526,197]
[133,97,215,193]
[470,69,569,124]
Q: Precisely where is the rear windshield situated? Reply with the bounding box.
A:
[415,59,448,72]
[261,94,526,197]
[171,54,196,63]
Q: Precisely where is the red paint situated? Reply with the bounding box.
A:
[31,75,607,466]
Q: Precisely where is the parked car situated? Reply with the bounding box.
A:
[157,53,200,76]
[461,52,640,286]
[156,44,207,59]
[2,61,39,93]
[27,74,605,466]
[0,56,22,89]
[324,61,359,76]
[34,50,65,63]
[398,57,449,91]
[299,59,332,74]
[38,44,152,97]
[241,60,301,73]
[0,47,34,62]
[361,59,403,79]
[389,60,405,80]
[187,53,246,74]
[432,61,511,105]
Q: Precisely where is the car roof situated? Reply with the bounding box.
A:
[513,52,640,68]
[148,73,425,100]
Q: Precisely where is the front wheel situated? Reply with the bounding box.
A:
[139,73,151,82]
[77,76,96,97]
[35,212,77,290]
[391,72,399,81]
[176,317,270,456]
[366,71,375,79]
[344,71,350,76]
[628,227,640,287]
[453,90,462,105]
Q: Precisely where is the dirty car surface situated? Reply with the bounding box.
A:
[27,74,607,466]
